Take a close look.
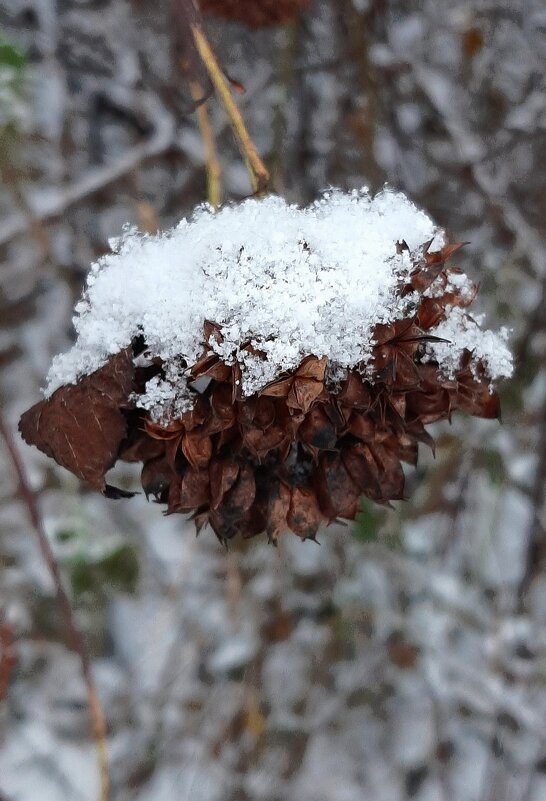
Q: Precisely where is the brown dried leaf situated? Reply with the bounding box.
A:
[452,370,501,419]
[218,464,256,526]
[252,396,276,430]
[348,412,375,441]
[180,396,209,431]
[342,442,381,498]
[203,319,223,345]
[210,384,237,430]
[19,350,134,491]
[191,353,231,382]
[119,433,165,463]
[144,419,185,441]
[406,387,451,425]
[243,425,288,460]
[369,443,405,500]
[416,298,446,330]
[162,435,181,471]
[337,372,372,410]
[260,376,293,398]
[295,356,327,382]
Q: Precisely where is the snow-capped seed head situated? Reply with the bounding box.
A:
[44,189,511,423]
[20,189,513,544]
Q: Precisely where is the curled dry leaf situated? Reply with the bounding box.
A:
[19,349,134,492]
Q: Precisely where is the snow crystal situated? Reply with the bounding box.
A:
[424,307,513,381]
[44,189,512,419]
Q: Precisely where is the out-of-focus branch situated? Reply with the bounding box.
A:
[0,412,110,801]
[0,620,17,702]
[411,63,546,279]
[187,75,223,208]
[519,389,546,604]
[270,21,298,192]
[0,96,174,248]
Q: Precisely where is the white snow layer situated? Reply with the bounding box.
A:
[44,189,513,419]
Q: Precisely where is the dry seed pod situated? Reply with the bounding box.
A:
[19,191,512,545]
[200,0,309,28]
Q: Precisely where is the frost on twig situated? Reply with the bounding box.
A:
[20,189,512,543]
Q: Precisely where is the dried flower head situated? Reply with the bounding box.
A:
[20,190,512,544]
[200,0,309,28]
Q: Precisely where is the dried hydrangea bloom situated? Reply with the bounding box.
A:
[200,0,309,28]
[20,190,512,544]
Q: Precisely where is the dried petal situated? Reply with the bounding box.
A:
[287,487,323,540]
[19,350,134,491]
[181,429,213,470]
[315,453,360,520]
[267,481,291,542]
[209,458,240,509]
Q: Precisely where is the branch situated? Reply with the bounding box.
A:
[0,96,174,248]
[0,412,110,801]
[187,74,223,208]
[412,63,546,279]
[190,25,269,195]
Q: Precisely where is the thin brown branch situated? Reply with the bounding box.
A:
[190,24,269,195]
[188,76,223,209]
[0,412,110,801]
[518,390,546,605]
[171,0,268,196]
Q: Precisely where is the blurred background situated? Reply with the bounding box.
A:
[0,1,545,799]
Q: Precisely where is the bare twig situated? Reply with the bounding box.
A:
[0,97,174,248]
[0,619,17,702]
[171,0,267,198]
[518,388,546,604]
[189,24,269,195]
[411,64,546,279]
[171,0,268,195]
[0,412,110,801]
[188,76,223,208]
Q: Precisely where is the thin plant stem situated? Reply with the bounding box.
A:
[190,24,269,195]
[0,412,110,801]
[188,77,223,208]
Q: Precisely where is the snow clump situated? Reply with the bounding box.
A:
[44,189,512,420]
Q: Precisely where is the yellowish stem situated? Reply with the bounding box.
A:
[190,24,269,195]
[90,695,110,801]
[189,79,223,209]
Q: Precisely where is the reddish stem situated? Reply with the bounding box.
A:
[0,411,110,801]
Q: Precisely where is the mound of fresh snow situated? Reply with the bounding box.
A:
[45,189,512,420]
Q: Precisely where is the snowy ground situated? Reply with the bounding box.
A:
[1,1,545,800]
